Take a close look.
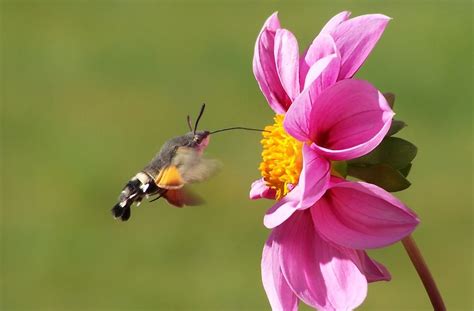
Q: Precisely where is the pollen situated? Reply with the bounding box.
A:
[259,115,303,200]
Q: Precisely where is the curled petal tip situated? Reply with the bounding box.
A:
[359,13,392,21]
[250,178,276,200]
[269,11,279,20]
[263,11,281,31]
[263,214,280,229]
[379,13,392,19]
[263,202,299,229]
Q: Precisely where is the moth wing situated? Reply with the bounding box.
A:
[164,187,204,208]
[155,165,184,189]
[173,147,221,184]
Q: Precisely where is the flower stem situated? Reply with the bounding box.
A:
[401,235,446,311]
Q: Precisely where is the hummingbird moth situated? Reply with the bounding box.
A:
[111,104,262,221]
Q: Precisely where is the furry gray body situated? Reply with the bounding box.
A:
[143,132,199,176]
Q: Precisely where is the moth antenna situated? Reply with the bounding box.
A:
[193,103,206,134]
[186,115,193,131]
[210,127,268,135]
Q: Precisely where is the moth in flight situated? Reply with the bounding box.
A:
[111,104,262,221]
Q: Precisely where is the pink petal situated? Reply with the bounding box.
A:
[284,53,340,142]
[250,178,276,200]
[261,11,281,32]
[311,179,419,249]
[276,211,367,310]
[303,52,340,91]
[309,79,394,160]
[299,34,339,88]
[262,232,299,311]
[264,145,330,228]
[253,13,292,114]
[263,198,299,230]
[356,251,391,283]
[329,14,391,79]
[320,11,352,34]
[274,29,300,101]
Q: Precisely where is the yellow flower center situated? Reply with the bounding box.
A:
[259,115,303,200]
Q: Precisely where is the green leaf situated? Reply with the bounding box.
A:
[386,119,407,137]
[347,163,411,192]
[399,163,412,177]
[331,160,348,178]
[383,92,396,108]
[348,137,417,169]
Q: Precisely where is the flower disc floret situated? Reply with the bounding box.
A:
[259,115,303,200]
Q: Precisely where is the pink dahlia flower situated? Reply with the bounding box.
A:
[250,12,420,310]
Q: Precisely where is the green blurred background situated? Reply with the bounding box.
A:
[1,1,472,310]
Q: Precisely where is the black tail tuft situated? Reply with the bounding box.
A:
[111,201,132,221]
[121,205,131,221]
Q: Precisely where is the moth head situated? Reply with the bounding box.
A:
[192,130,210,151]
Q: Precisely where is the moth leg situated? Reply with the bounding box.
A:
[149,189,167,203]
